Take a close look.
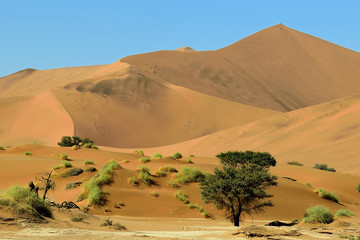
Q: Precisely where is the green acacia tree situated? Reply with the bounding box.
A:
[200,151,277,226]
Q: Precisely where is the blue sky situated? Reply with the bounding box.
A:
[1,1,359,77]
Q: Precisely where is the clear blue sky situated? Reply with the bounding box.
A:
[1,0,359,77]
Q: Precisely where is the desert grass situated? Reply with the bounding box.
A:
[335,209,355,218]
[303,205,334,224]
[314,188,339,203]
[83,159,95,165]
[176,167,204,184]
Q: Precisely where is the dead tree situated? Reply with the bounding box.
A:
[35,171,55,200]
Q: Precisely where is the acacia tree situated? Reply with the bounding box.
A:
[200,151,277,226]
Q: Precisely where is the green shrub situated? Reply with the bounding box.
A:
[60,153,68,160]
[151,153,163,159]
[313,164,336,172]
[100,218,113,226]
[133,149,144,156]
[176,167,205,184]
[155,166,178,177]
[52,165,61,170]
[63,168,84,178]
[303,205,334,224]
[174,190,189,204]
[72,145,80,150]
[83,143,92,148]
[152,192,159,197]
[291,218,299,223]
[315,188,339,203]
[113,222,127,230]
[122,159,129,163]
[85,167,97,172]
[62,161,72,168]
[139,157,150,163]
[168,179,179,188]
[0,146,4,150]
[0,185,52,219]
[172,152,182,159]
[84,160,95,165]
[24,152,32,156]
[287,161,303,166]
[335,209,355,218]
[58,136,95,147]
[65,182,82,190]
[306,183,312,187]
[356,184,360,193]
[71,215,85,222]
[187,158,194,164]
[128,176,138,185]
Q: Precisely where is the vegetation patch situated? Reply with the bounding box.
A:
[187,158,194,164]
[138,166,154,186]
[128,176,139,186]
[85,167,97,172]
[151,153,163,159]
[65,182,82,190]
[24,152,32,156]
[60,153,68,160]
[152,192,159,197]
[83,160,95,165]
[77,160,121,205]
[302,205,334,224]
[314,188,339,203]
[356,184,360,193]
[313,164,336,172]
[62,168,84,178]
[122,159,129,163]
[176,167,205,184]
[174,190,209,217]
[0,185,52,219]
[168,179,179,188]
[287,161,303,166]
[133,149,144,156]
[58,136,95,148]
[0,146,4,150]
[62,161,73,168]
[335,209,355,218]
[71,214,85,222]
[139,157,150,163]
[172,152,183,159]
[155,166,178,177]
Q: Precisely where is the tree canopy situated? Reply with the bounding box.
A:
[201,151,277,226]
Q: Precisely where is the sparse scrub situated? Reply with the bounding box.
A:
[152,192,159,197]
[155,166,178,177]
[72,145,80,150]
[65,182,82,190]
[128,176,138,185]
[122,159,129,163]
[139,157,150,163]
[187,158,194,164]
[313,164,336,172]
[60,153,68,160]
[315,188,339,203]
[172,152,182,159]
[287,161,303,166]
[62,161,73,168]
[85,167,97,172]
[133,149,144,156]
[71,215,85,222]
[24,152,32,156]
[306,183,312,187]
[63,168,83,178]
[52,165,61,170]
[291,218,299,223]
[0,185,52,219]
[303,205,334,224]
[151,153,163,159]
[100,218,113,226]
[84,160,95,165]
[356,184,360,193]
[174,190,189,204]
[58,136,95,148]
[113,222,127,230]
[0,146,4,150]
[336,209,355,218]
[176,167,205,184]
[168,179,179,188]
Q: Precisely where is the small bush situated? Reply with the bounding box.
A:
[187,158,194,164]
[151,153,163,159]
[306,183,312,187]
[356,184,360,193]
[0,185,52,219]
[313,164,336,172]
[85,167,97,172]
[172,152,182,159]
[52,165,61,170]
[0,146,4,150]
[72,145,80,150]
[122,159,129,163]
[133,149,144,156]
[62,161,73,168]
[65,182,82,190]
[303,205,334,224]
[71,215,85,222]
[84,160,94,165]
[113,222,127,230]
[60,153,68,160]
[24,152,32,156]
[152,192,159,197]
[63,168,84,178]
[335,209,355,218]
[155,166,178,177]
[58,136,95,147]
[100,218,113,226]
[291,218,299,223]
[128,176,138,185]
[176,167,205,184]
[139,157,150,163]
[169,179,179,188]
[287,161,303,166]
[174,190,189,204]
[315,188,339,203]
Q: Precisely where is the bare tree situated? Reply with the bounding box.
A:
[35,171,56,200]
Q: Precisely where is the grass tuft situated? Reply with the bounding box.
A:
[176,167,204,184]
[287,161,303,166]
[151,153,163,159]
[302,205,334,224]
[314,188,339,203]
[83,160,95,165]
[335,209,355,218]
[139,157,150,163]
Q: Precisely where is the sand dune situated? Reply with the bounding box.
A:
[130,92,360,174]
